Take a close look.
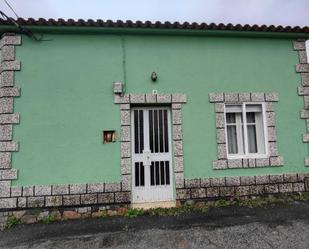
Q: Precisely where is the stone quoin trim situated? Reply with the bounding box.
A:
[209,92,284,170]
[0,33,21,203]
[294,39,309,167]
[114,93,187,191]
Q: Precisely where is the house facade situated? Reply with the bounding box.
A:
[0,19,309,212]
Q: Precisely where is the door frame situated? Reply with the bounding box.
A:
[113,93,187,206]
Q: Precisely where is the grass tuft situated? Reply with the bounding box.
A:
[5,217,21,229]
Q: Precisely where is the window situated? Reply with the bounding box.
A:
[209,92,283,169]
[225,103,267,158]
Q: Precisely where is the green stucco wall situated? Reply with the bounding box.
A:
[12,33,309,186]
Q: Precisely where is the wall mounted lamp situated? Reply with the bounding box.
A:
[151,72,157,82]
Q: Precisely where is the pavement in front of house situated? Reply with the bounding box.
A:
[2,201,309,249]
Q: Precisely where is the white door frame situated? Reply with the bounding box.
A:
[131,106,175,206]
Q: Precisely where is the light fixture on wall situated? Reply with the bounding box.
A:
[151,72,157,82]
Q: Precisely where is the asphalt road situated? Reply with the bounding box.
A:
[1,202,309,249]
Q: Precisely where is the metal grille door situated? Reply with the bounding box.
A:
[131,107,174,204]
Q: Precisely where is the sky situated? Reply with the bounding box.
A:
[0,0,308,27]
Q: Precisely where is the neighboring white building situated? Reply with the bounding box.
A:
[306,40,309,63]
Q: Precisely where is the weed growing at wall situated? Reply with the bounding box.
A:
[125,208,144,218]
[42,214,56,224]
[5,217,21,229]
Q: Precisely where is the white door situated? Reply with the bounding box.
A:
[131,107,174,204]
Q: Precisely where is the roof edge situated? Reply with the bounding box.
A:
[1,26,309,39]
[0,18,308,38]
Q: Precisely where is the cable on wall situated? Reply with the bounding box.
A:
[0,0,52,41]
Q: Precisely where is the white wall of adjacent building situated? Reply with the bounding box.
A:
[306,40,309,63]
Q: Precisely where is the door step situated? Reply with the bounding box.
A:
[131,201,176,210]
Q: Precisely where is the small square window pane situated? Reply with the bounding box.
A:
[246,112,256,123]
[226,113,236,123]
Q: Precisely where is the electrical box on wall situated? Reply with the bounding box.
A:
[103,130,116,143]
[113,81,123,94]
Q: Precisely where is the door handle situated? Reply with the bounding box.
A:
[143,150,151,166]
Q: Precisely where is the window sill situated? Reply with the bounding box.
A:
[227,154,269,160]
[213,156,284,170]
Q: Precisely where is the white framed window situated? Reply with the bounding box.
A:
[209,92,283,170]
[225,103,268,159]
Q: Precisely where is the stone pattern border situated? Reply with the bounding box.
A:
[1,173,308,231]
[1,173,309,231]
[209,92,284,169]
[294,40,309,166]
[0,34,21,201]
[114,93,187,189]
[176,173,309,200]
[0,182,131,210]
[0,173,307,211]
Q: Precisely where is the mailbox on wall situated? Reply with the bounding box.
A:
[103,130,116,143]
